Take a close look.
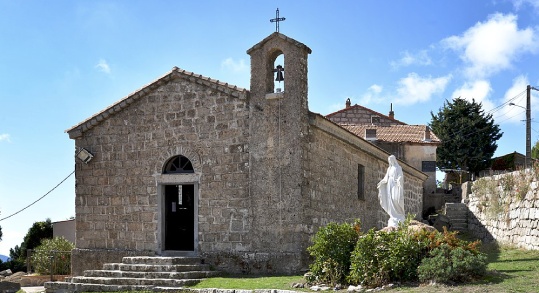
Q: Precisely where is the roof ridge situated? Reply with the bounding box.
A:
[326,104,407,125]
[66,66,248,138]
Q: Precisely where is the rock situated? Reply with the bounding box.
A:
[433,214,451,231]
[379,226,397,233]
[347,285,364,292]
[408,220,437,233]
[379,220,436,234]
[0,270,11,277]
[292,282,304,288]
[310,285,330,291]
[3,272,26,283]
[0,281,21,293]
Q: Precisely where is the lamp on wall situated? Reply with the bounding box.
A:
[76,148,94,164]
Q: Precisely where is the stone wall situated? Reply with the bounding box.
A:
[306,114,426,231]
[466,171,539,249]
[72,76,251,273]
[327,106,401,126]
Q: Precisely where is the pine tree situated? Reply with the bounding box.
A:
[430,98,503,176]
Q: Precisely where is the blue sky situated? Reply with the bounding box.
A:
[1,1,539,255]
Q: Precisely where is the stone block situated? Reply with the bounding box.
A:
[0,282,20,293]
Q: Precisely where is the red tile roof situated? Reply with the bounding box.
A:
[340,124,440,144]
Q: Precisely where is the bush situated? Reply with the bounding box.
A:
[308,219,486,288]
[31,237,74,275]
[306,220,359,286]
[348,221,430,288]
[418,244,487,283]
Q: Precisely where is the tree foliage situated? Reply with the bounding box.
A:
[8,219,53,271]
[532,140,539,160]
[430,98,502,175]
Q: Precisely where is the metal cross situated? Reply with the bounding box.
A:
[270,8,285,32]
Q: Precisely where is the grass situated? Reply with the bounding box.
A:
[189,243,539,293]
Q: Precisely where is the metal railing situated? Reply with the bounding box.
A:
[27,249,72,280]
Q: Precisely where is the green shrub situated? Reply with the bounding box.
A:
[308,219,486,288]
[306,220,359,286]
[347,221,430,288]
[418,244,487,283]
[31,237,74,275]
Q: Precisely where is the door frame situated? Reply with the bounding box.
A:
[155,173,199,256]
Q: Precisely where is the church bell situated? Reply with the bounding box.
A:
[274,65,284,82]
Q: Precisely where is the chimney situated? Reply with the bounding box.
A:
[389,103,395,119]
[346,98,351,108]
[423,126,431,142]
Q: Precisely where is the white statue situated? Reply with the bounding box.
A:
[377,155,405,227]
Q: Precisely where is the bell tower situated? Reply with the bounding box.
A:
[246,32,312,270]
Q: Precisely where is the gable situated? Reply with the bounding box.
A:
[246,32,312,55]
[326,104,405,126]
[66,67,248,139]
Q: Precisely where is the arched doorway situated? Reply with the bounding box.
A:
[160,155,197,252]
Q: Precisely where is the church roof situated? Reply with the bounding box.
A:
[66,67,248,139]
[326,104,406,125]
[246,32,312,54]
[340,124,441,144]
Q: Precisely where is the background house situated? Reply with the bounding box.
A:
[326,100,440,196]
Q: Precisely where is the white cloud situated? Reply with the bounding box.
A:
[221,58,248,73]
[513,0,539,10]
[95,59,111,74]
[451,80,494,111]
[358,84,384,105]
[496,75,539,124]
[442,13,538,79]
[0,133,11,143]
[394,73,452,105]
[390,50,432,69]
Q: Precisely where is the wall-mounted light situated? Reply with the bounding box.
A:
[76,148,94,164]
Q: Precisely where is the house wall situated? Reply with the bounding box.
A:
[327,107,402,126]
[52,219,76,244]
[71,77,250,275]
[403,144,437,195]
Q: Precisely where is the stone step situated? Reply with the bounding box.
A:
[102,263,209,272]
[45,281,157,292]
[122,256,202,265]
[70,276,200,287]
[447,213,468,218]
[84,269,219,279]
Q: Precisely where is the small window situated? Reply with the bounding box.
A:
[371,116,380,124]
[358,164,365,200]
[365,129,377,141]
[163,155,194,174]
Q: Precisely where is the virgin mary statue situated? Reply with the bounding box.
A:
[377,155,405,227]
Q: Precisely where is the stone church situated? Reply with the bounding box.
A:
[66,32,427,275]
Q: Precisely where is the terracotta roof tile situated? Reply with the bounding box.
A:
[340,124,440,144]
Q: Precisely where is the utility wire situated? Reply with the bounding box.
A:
[435,89,528,140]
[0,170,75,222]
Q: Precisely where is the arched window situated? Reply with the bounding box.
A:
[163,155,194,174]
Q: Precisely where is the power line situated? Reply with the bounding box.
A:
[434,89,528,140]
[0,170,75,222]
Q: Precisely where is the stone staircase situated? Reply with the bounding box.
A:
[44,256,219,293]
[444,203,468,231]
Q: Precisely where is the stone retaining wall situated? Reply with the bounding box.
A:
[466,171,539,249]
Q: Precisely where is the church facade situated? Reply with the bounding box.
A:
[67,32,427,275]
